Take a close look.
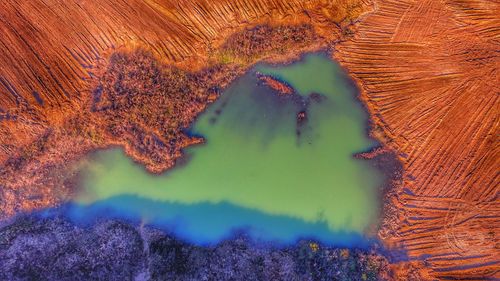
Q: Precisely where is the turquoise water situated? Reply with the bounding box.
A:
[74,53,384,245]
[57,195,370,246]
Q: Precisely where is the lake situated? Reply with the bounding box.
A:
[72,53,385,246]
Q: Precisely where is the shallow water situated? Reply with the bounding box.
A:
[75,53,384,245]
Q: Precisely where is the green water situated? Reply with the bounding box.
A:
[77,53,383,235]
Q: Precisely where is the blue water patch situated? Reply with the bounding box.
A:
[39,195,375,248]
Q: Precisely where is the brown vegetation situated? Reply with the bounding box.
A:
[91,51,240,172]
[218,25,319,64]
[257,74,295,95]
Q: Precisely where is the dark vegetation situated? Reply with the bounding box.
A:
[92,51,241,172]
[0,216,392,281]
[218,25,318,63]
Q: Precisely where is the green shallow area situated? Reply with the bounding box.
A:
[77,53,384,235]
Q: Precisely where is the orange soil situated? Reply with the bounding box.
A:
[334,0,499,279]
[0,0,498,280]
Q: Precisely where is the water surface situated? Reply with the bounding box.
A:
[75,53,384,245]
